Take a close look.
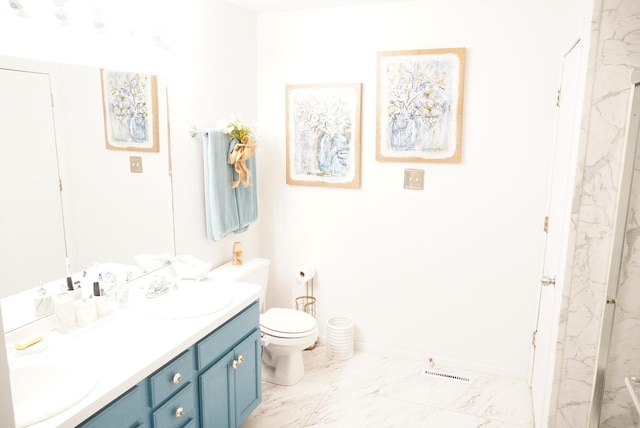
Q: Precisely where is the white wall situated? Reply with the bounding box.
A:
[256,0,566,374]
[167,0,261,264]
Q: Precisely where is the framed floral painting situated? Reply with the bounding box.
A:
[101,69,159,152]
[376,48,465,163]
[286,83,362,188]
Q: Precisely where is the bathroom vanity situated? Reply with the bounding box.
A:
[5,276,262,428]
[79,302,260,428]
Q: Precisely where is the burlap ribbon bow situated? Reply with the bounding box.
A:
[229,135,257,188]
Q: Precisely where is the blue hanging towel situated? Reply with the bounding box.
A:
[202,129,258,241]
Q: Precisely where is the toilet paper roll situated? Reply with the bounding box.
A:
[295,264,316,282]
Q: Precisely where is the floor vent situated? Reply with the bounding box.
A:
[422,369,472,384]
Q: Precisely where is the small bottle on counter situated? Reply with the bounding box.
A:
[33,281,53,318]
[233,241,243,265]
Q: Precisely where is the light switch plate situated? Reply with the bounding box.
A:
[129,156,143,173]
[404,168,424,190]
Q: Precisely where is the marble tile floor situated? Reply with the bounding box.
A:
[241,345,534,428]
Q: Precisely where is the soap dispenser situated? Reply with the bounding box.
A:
[33,281,53,318]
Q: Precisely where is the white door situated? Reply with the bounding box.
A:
[0,69,67,298]
[530,39,584,427]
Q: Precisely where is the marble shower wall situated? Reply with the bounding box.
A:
[551,0,640,426]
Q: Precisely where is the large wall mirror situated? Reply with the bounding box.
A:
[0,55,175,330]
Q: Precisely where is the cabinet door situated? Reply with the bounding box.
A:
[199,351,234,428]
[234,329,262,426]
[79,385,145,428]
[199,330,262,428]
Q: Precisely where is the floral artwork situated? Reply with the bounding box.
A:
[376,48,465,163]
[101,69,159,152]
[286,83,362,187]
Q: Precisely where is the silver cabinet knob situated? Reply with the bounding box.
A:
[231,355,245,369]
[172,372,182,385]
[175,406,184,418]
[541,276,556,287]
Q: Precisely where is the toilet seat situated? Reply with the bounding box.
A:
[260,308,317,339]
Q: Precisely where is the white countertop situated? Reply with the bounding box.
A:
[6,278,261,428]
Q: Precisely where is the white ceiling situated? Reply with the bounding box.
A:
[223,0,411,13]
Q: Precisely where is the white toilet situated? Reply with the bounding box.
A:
[208,257,319,386]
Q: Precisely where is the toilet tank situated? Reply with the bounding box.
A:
[209,258,270,309]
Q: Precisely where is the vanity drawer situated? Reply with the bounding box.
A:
[197,301,259,370]
[152,383,195,428]
[149,349,195,407]
[79,385,144,428]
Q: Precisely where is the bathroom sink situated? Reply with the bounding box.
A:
[139,279,235,319]
[10,359,97,427]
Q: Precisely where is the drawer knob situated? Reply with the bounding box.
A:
[175,406,185,419]
[232,355,245,369]
[172,372,182,385]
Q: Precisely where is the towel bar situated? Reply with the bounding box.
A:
[189,126,203,138]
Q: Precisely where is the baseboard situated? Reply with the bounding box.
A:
[315,335,529,381]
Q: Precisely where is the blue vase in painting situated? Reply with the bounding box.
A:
[390,113,416,150]
[129,112,147,142]
[318,134,349,176]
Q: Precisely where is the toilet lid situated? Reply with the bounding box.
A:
[260,308,317,337]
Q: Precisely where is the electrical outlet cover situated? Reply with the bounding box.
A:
[404,168,424,190]
[129,156,143,173]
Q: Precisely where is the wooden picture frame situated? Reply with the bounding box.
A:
[101,69,159,152]
[376,48,465,163]
[286,83,362,188]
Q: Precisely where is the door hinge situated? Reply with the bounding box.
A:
[532,330,537,347]
[59,179,62,192]
[543,216,549,233]
[556,89,561,107]
[51,93,55,108]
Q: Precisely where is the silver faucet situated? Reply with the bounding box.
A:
[145,276,172,299]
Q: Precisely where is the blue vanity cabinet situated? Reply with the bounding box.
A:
[78,301,261,428]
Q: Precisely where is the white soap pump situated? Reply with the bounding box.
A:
[33,281,53,318]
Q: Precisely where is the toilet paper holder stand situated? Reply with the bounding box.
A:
[295,276,316,319]
[295,277,317,350]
